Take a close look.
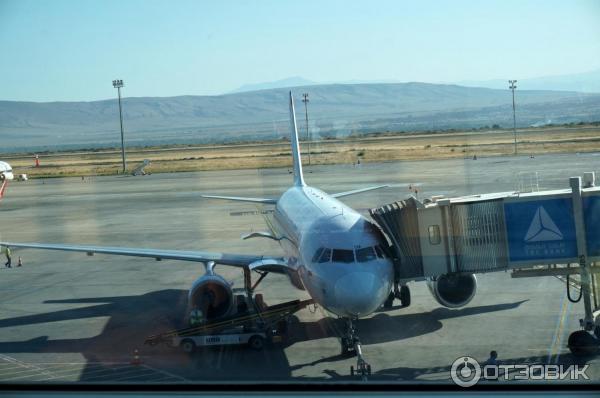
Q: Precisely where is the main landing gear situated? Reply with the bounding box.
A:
[341,318,371,381]
[383,283,411,309]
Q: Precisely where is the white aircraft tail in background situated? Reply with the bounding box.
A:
[132,159,151,176]
[0,161,14,200]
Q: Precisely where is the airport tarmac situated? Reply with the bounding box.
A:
[0,152,599,384]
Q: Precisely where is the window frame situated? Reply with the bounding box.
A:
[428,225,442,245]
[331,248,355,263]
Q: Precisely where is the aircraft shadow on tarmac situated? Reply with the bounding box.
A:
[0,289,535,381]
[302,352,592,382]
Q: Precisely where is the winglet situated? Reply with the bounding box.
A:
[289,92,306,187]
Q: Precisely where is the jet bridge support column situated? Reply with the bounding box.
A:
[570,177,595,331]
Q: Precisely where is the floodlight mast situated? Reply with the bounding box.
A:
[302,93,311,166]
[112,79,127,173]
[509,79,517,155]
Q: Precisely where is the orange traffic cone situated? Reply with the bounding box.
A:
[131,349,142,365]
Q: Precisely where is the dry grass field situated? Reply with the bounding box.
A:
[4,125,600,178]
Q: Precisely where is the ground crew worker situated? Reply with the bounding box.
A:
[2,246,12,268]
[485,350,498,366]
[189,309,204,326]
[484,350,499,381]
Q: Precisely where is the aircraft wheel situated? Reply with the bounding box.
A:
[341,338,349,355]
[180,339,196,354]
[277,319,288,334]
[399,285,411,308]
[568,330,599,356]
[249,335,265,351]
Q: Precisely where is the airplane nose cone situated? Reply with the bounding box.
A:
[334,272,388,316]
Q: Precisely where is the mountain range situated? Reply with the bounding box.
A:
[2,82,600,153]
[457,69,600,93]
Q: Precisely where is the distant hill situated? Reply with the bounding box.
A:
[457,69,600,93]
[1,82,600,153]
[230,76,316,93]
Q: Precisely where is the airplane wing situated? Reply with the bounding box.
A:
[0,241,288,273]
[201,194,277,204]
[331,184,389,198]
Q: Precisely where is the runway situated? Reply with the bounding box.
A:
[0,152,599,383]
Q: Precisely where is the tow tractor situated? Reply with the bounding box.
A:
[145,266,314,353]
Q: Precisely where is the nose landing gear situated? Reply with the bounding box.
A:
[341,318,372,381]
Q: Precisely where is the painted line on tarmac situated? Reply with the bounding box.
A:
[76,366,149,382]
[547,291,571,364]
[140,363,190,382]
[109,369,162,382]
[88,367,155,382]
[554,299,573,365]
[0,354,57,381]
[5,361,189,383]
[40,364,134,381]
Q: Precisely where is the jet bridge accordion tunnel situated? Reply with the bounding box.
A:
[370,172,600,355]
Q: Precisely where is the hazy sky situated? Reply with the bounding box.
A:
[1,0,599,101]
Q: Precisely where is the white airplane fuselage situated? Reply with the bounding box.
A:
[0,161,14,181]
[272,184,394,318]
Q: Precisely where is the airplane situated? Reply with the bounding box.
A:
[0,161,15,199]
[0,93,478,377]
[131,159,151,176]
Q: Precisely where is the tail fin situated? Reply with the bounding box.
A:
[288,92,305,187]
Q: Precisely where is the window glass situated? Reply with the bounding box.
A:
[356,246,377,262]
[312,247,324,262]
[3,1,595,388]
[428,225,441,245]
[375,245,386,258]
[318,248,332,263]
[332,249,355,263]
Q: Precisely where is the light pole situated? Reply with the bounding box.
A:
[509,79,517,155]
[302,93,311,166]
[112,79,127,173]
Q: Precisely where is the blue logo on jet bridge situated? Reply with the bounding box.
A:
[583,196,600,257]
[504,198,577,262]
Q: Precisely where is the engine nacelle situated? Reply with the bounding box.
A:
[427,273,477,308]
[188,273,234,321]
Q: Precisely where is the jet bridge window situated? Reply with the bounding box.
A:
[428,225,441,245]
[356,247,377,262]
[332,249,355,263]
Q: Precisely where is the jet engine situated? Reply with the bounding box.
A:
[427,273,477,308]
[188,272,234,321]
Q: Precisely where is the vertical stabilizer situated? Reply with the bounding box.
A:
[288,92,306,187]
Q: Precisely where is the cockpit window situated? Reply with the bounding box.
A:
[332,249,354,263]
[318,248,332,263]
[356,247,377,262]
[312,247,324,263]
[375,245,386,259]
